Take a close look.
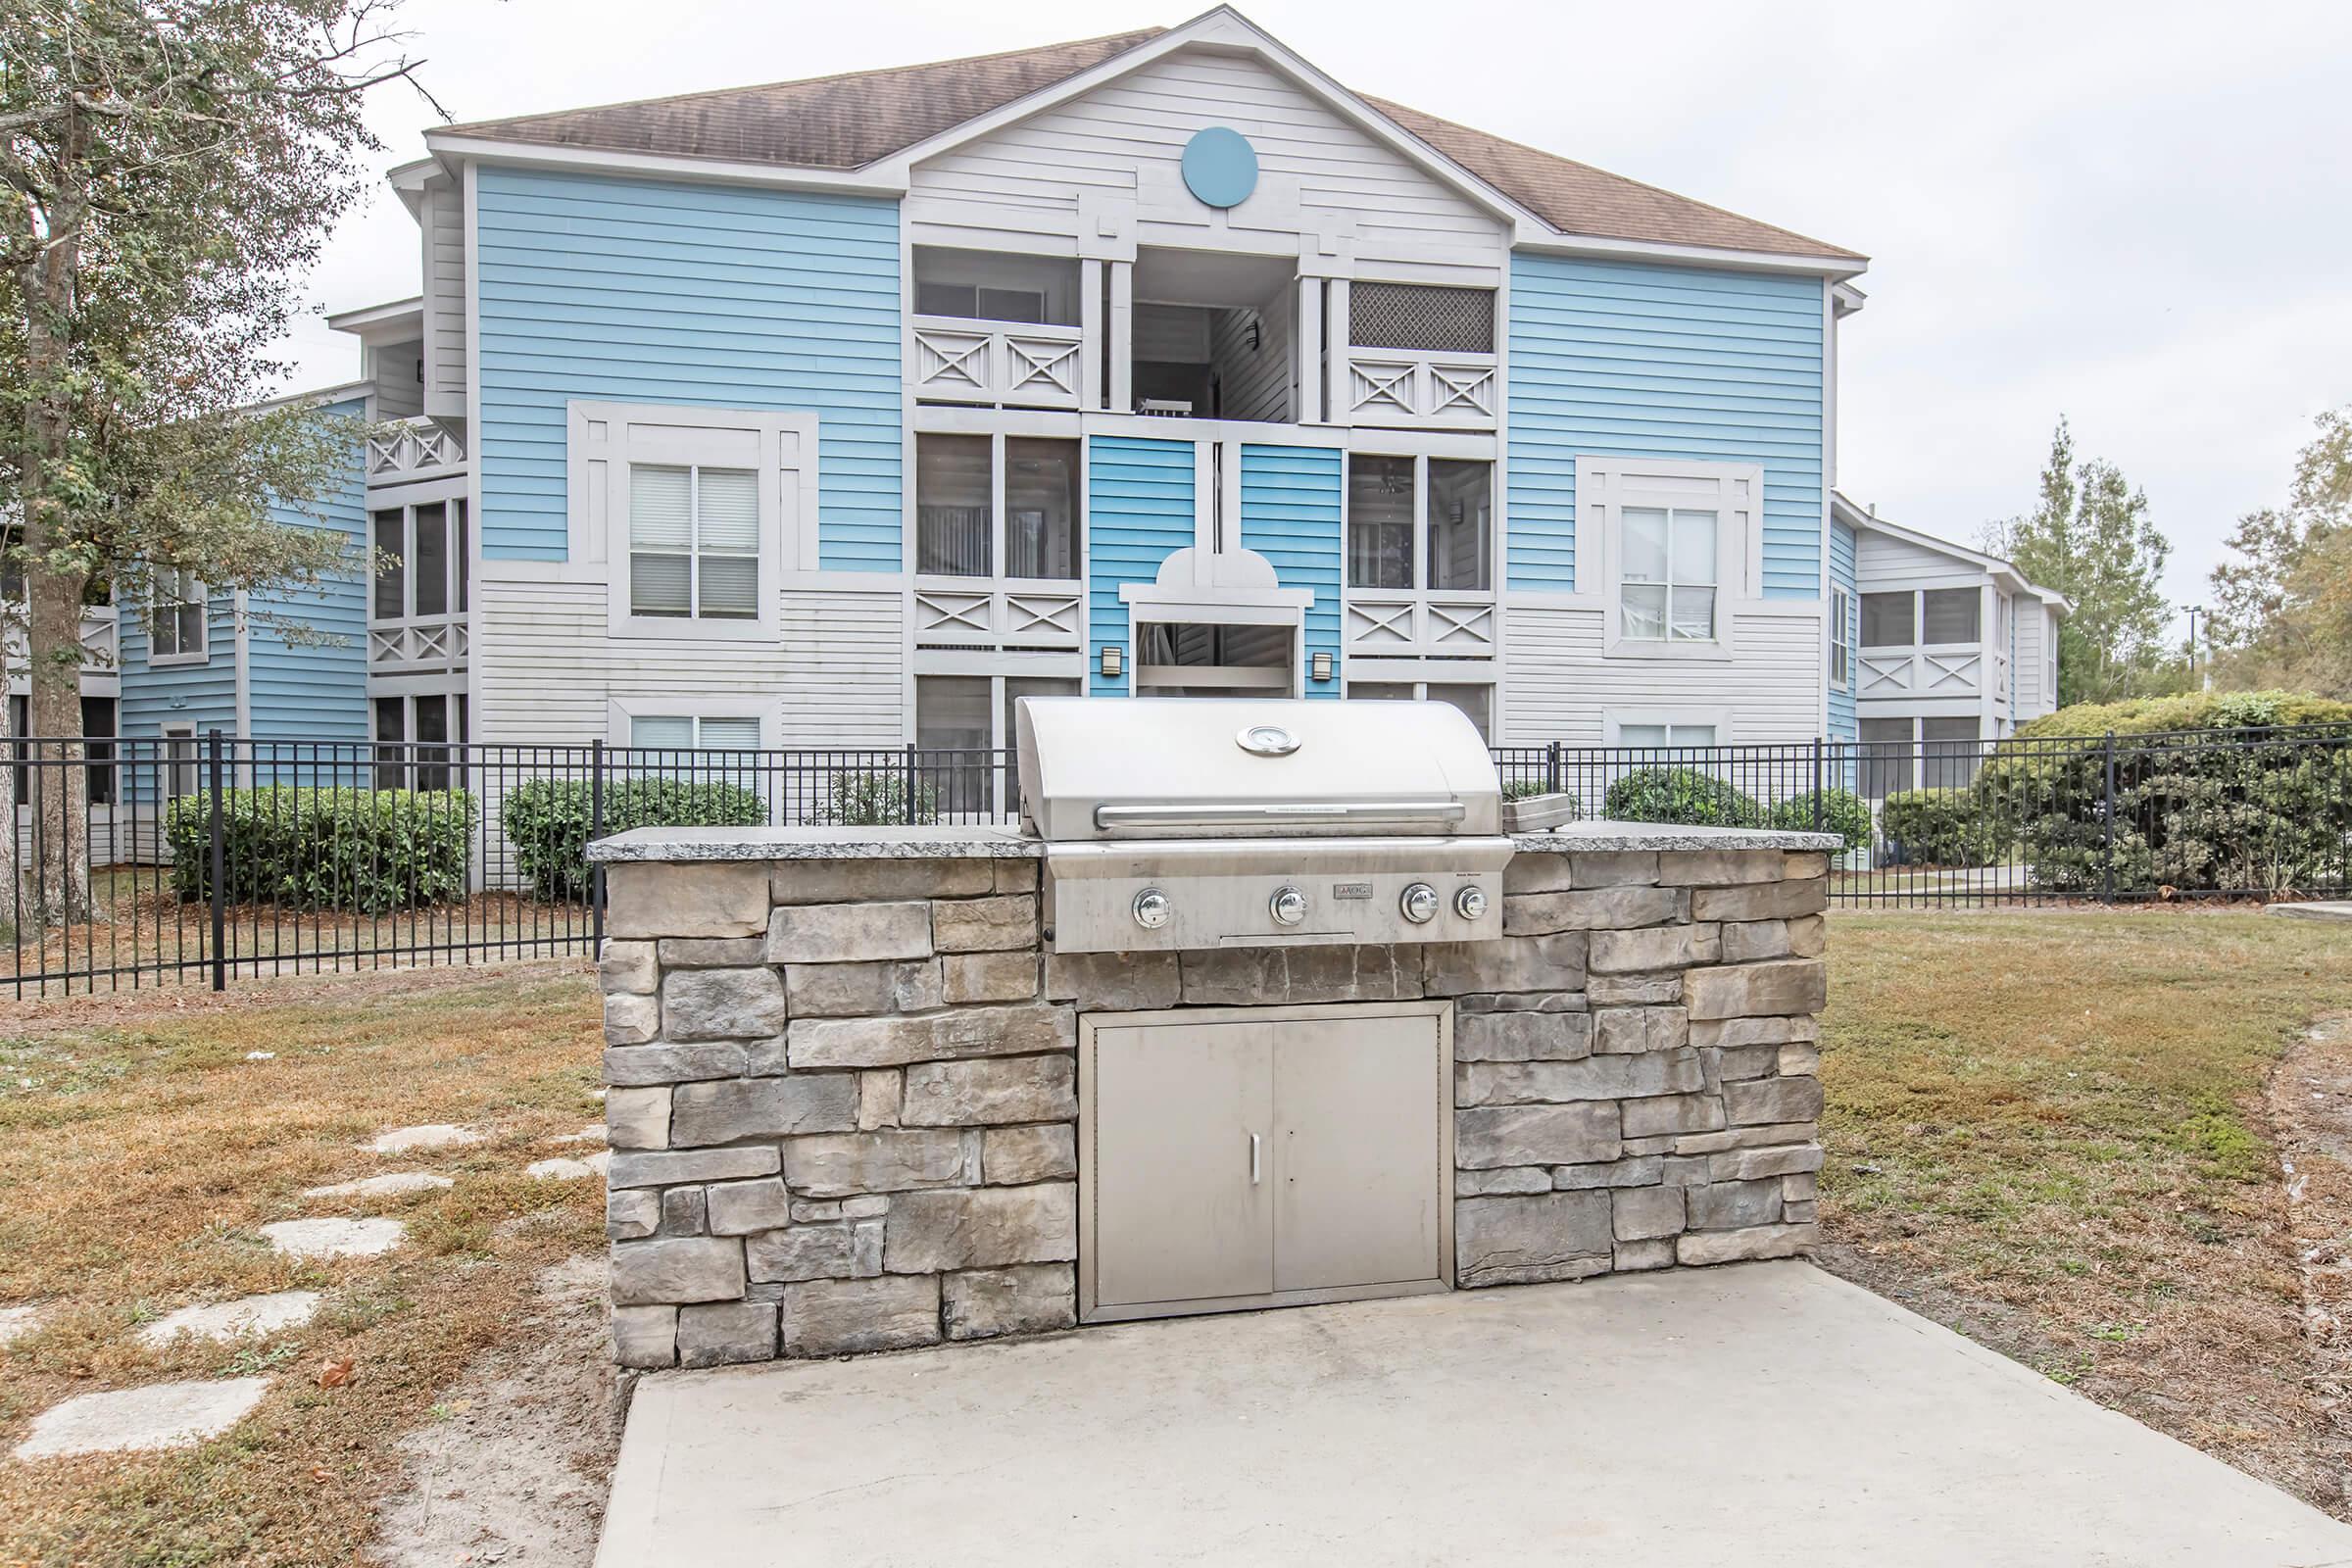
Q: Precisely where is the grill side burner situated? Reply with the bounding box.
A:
[1014,698,1510,954]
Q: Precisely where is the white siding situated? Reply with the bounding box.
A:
[370,338,424,420]
[421,178,468,419]
[1500,606,1826,747]
[1853,529,1984,591]
[472,575,905,748]
[1212,296,1293,422]
[907,48,1506,274]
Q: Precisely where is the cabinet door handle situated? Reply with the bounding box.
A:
[1250,1131,1261,1186]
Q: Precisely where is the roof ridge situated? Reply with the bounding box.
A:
[1363,93,1857,261]
[445,26,1167,137]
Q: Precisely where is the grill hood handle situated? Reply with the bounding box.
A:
[1092,800,1468,830]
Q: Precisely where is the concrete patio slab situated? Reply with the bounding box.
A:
[597,1260,2352,1568]
[2270,902,2352,923]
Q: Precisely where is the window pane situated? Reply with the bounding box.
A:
[1668,724,1718,748]
[1621,583,1668,640]
[1348,455,1414,590]
[413,695,450,790]
[454,501,469,614]
[916,434,992,576]
[1669,586,1715,641]
[373,510,405,619]
[176,603,205,656]
[1858,717,1913,799]
[697,468,760,554]
[977,286,1046,324]
[1426,461,1492,592]
[630,554,691,616]
[700,716,760,751]
[1671,510,1717,586]
[1618,724,1669,749]
[415,502,448,617]
[1860,592,1915,647]
[1622,508,1669,583]
[915,676,992,752]
[1426,684,1491,741]
[1004,439,1080,579]
[1923,588,1981,643]
[697,556,760,619]
[914,280,978,318]
[1921,717,1981,790]
[629,465,693,549]
[373,697,405,789]
[631,715,693,751]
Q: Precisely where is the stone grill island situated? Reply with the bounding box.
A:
[587,817,1839,1369]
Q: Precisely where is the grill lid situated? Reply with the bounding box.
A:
[1014,697,1500,840]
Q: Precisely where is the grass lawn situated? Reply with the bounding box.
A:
[0,963,609,1567]
[1820,909,2352,1515]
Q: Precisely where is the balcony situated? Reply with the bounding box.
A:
[366,416,466,485]
[1858,643,1991,700]
[1338,348,1497,431]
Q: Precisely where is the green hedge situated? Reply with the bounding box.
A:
[1601,766,1763,828]
[1880,788,2006,868]
[502,777,767,902]
[1766,787,1872,849]
[807,771,940,828]
[1977,697,2352,895]
[164,788,475,913]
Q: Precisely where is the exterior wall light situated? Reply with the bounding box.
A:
[1101,645,1123,681]
[1311,650,1333,682]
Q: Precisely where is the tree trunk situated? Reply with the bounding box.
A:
[17,117,94,928]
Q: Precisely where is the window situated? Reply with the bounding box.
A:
[630,713,761,752]
[150,569,206,662]
[1860,592,1914,649]
[1922,588,1981,644]
[6,696,114,807]
[917,675,998,818]
[1343,682,1495,743]
[162,723,199,802]
[629,464,759,620]
[916,433,1080,581]
[1348,455,1494,594]
[374,693,469,790]
[373,498,470,623]
[1617,722,1718,750]
[1830,586,1853,688]
[1620,506,1717,642]
[910,248,1080,326]
[1857,717,1912,799]
[1920,717,1982,791]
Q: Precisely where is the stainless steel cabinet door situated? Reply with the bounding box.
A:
[1272,1011,1446,1293]
[1090,1019,1274,1309]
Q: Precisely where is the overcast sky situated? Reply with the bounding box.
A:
[281,0,2352,631]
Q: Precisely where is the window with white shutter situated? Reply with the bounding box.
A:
[1576,456,1762,660]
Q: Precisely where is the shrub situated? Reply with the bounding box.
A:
[501,776,767,901]
[1500,778,1553,801]
[1981,692,2352,895]
[164,787,475,913]
[1879,788,2006,868]
[807,770,939,828]
[1600,766,1763,828]
[1766,787,1872,849]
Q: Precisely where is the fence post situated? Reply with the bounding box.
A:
[1545,740,1561,795]
[207,728,226,993]
[590,739,606,953]
[1811,738,1825,831]
[2101,729,2117,906]
[903,743,917,826]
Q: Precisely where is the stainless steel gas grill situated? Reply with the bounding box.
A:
[1013,697,1510,954]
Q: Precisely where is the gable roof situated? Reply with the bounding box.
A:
[1833,494,2070,612]
[440,21,1859,265]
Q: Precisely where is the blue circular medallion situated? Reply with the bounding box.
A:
[1181,126,1259,210]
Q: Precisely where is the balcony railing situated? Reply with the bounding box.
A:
[912,579,1083,651]
[1340,348,1497,430]
[368,614,468,674]
[1858,643,1985,699]
[366,416,466,485]
[1343,592,1496,658]
[910,317,1085,410]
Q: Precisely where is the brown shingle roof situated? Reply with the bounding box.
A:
[444,27,1860,264]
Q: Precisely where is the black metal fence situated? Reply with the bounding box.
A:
[1,722,2345,995]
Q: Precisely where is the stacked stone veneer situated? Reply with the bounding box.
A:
[597,843,1827,1369]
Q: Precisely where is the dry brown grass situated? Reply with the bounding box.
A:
[1817,908,2352,1515]
[0,960,608,1567]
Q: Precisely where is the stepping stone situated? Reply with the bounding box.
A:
[524,1151,609,1182]
[0,1303,45,1348]
[260,1218,405,1260]
[137,1290,321,1349]
[365,1124,481,1155]
[303,1171,453,1200]
[14,1378,270,1459]
[559,1124,608,1145]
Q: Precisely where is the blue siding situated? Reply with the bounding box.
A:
[1828,517,1857,742]
[1087,435,1195,697]
[472,167,902,570]
[117,596,236,749]
[1506,255,1826,597]
[249,397,369,743]
[1238,444,1342,698]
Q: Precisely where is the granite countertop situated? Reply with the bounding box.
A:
[585,821,1843,862]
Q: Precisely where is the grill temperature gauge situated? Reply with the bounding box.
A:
[1399,883,1441,923]
[1132,888,1173,930]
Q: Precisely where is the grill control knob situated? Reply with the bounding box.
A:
[1455,885,1490,920]
[1270,886,1309,926]
[1132,888,1173,930]
[1400,883,1441,924]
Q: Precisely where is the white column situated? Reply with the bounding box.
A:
[1108,261,1134,416]
[1081,258,1105,413]
[1323,277,1350,426]
[1294,274,1323,425]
